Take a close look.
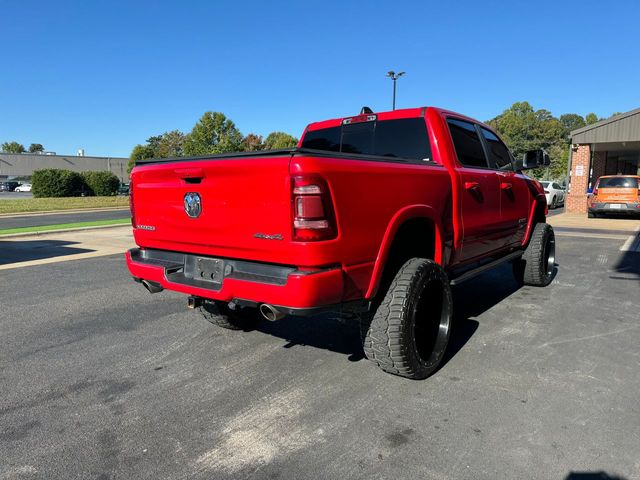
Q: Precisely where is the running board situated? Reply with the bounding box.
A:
[449,251,522,286]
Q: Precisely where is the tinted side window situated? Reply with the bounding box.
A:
[480,128,513,171]
[301,126,341,152]
[447,119,487,168]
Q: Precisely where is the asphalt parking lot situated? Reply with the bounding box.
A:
[0,208,129,230]
[1,228,639,479]
[0,192,33,200]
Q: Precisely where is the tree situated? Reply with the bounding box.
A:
[146,130,185,158]
[28,143,45,153]
[585,113,600,125]
[1,141,26,153]
[559,114,586,138]
[128,144,155,174]
[264,131,298,150]
[241,133,265,151]
[127,131,186,173]
[487,102,566,181]
[487,102,562,158]
[183,112,243,156]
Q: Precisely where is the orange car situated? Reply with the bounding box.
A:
[588,175,640,218]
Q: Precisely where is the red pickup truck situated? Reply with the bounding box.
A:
[127,106,555,379]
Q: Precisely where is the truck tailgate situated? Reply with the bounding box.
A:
[131,156,294,263]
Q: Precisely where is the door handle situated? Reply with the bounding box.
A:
[500,182,512,190]
[175,167,205,184]
[465,181,480,191]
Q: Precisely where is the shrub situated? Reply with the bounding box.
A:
[82,171,120,196]
[32,169,86,198]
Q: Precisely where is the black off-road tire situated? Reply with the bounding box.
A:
[513,223,556,287]
[200,301,259,330]
[588,211,596,218]
[361,258,453,380]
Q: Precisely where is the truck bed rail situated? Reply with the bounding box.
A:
[135,148,442,167]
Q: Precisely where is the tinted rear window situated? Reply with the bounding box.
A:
[301,118,431,161]
[598,177,638,188]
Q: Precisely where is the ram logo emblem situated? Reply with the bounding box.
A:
[184,192,202,218]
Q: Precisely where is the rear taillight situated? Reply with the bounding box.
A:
[129,179,136,228]
[292,176,337,241]
[593,187,598,196]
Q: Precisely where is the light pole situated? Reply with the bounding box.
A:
[386,71,405,110]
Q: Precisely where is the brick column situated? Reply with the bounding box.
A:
[591,151,607,185]
[566,144,590,213]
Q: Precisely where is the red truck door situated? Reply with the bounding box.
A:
[446,118,505,261]
[478,127,530,247]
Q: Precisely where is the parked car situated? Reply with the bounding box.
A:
[126,106,554,379]
[540,181,565,208]
[117,183,130,196]
[0,181,19,192]
[14,183,32,192]
[588,175,640,217]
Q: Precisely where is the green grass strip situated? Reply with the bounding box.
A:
[0,196,130,214]
[0,218,129,235]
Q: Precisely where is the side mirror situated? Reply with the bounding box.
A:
[520,149,550,169]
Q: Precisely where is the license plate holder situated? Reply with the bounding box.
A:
[609,203,622,210]
[196,257,224,283]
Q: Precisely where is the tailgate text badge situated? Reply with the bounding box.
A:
[254,233,284,240]
[184,192,202,218]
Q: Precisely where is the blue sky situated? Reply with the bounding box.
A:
[1,0,639,157]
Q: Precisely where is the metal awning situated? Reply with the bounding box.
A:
[570,108,640,144]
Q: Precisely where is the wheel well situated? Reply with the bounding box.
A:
[378,218,435,294]
[534,200,546,224]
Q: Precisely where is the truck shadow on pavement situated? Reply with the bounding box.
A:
[565,472,628,480]
[254,263,524,369]
[0,240,93,265]
[439,263,522,369]
[611,232,640,280]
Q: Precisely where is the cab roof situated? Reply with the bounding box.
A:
[304,106,490,132]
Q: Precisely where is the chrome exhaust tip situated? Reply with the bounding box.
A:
[259,304,286,322]
[141,279,163,294]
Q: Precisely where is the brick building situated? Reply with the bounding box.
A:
[566,108,640,213]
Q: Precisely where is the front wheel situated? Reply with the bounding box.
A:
[361,258,453,380]
[513,223,556,287]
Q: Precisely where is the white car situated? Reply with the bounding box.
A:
[14,183,32,192]
[540,181,565,209]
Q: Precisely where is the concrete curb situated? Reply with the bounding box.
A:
[0,222,130,239]
[0,206,130,218]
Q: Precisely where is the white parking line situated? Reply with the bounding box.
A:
[555,231,629,240]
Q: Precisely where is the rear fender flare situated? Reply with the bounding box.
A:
[365,205,444,299]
